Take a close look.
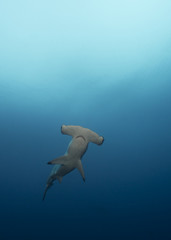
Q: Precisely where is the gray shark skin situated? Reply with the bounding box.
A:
[43,125,104,200]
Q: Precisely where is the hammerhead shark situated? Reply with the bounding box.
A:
[43,125,104,200]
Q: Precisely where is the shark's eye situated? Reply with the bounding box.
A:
[61,125,65,133]
[98,136,104,145]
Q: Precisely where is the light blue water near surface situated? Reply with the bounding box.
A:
[0,1,171,239]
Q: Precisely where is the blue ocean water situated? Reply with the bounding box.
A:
[0,1,171,239]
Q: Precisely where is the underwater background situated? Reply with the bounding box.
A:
[0,0,171,239]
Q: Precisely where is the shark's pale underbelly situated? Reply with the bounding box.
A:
[67,136,88,158]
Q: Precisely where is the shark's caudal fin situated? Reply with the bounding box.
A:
[47,155,68,165]
[43,183,52,201]
[76,160,85,182]
[43,165,60,200]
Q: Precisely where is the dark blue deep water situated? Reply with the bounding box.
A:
[0,1,171,239]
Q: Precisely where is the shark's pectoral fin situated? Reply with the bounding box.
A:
[76,160,85,182]
[48,155,68,165]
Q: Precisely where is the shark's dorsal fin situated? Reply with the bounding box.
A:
[48,155,68,165]
[76,160,85,182]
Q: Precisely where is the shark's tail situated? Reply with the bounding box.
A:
[43,164,60,201]
[42,185,48,201]
[42,183,52,201]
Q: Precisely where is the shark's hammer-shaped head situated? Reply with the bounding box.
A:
[61,125,104,145]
